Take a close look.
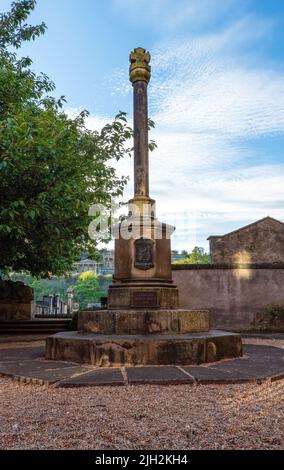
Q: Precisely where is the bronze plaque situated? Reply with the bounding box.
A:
[135,238,154,270]
[131,291,158,308]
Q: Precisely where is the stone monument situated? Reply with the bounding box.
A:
[0,280,34,321]
[46,48,242,366]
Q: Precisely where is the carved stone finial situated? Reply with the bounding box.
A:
[129,47,151,84]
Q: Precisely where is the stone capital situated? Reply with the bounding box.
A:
[129,47,151,84]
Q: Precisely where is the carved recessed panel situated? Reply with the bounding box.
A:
[134,238,154,270]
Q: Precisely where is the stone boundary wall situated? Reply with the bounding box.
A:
[172,264,284,331]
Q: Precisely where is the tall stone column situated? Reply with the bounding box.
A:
[130,48,151,198]
[108,47,178,308]
[128,48,155,221]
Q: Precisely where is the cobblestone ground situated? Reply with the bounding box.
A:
[0,338,283,450]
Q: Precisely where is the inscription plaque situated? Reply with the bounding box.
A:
[131,291,158,308]
[135,238,154,270]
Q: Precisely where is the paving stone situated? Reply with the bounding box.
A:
[243,343,284,358]
[182,366,254,384]
[58,368,125,387]
[0,360,91,384]
[126,366,194,384]
[213,361,284,380]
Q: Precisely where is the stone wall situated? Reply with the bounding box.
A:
[173,264,284,331]
[0,280,34,321]
[209,217,284,264]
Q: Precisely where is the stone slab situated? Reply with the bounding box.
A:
[78,309,210,335]
[243,343,284,358]
[182,366,250,384]
[126,366,194,384]
[0,359,91,385]
[59,368,125,387]
[46,330,242,366]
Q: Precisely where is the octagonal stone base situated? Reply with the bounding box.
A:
[46,330,242,367]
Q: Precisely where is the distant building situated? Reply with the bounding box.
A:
[75,250,114,275]
[76,258,99,273]
[208,216,284,264]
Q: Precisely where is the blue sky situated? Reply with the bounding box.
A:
[2,0,284,250]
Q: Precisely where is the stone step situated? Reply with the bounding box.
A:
[0,324,69,328]
[0,329,70,334]
[0,319,71,335]
[0,320,70,325]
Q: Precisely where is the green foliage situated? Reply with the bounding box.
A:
[263,304,284,322]
[173,247,210,264]
[73,271,105,310]
[0,1,133,276]
[181,250,189,257]
[10,269,113,309]
[0,1,46,50]
[253,304,284,332]
[10,271,76,301]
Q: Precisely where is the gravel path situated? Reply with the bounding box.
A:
[0,376,283,450]
[0,337,283,450]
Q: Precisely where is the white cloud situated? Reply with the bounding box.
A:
[112,0,242,33]
[72,11,284,250]
[147,18,284,249]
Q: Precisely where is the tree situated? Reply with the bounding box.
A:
[73,271,105,310]
[188,247,210,264]
[181,250,189,257]
[0,1,133,277]
[174,247,210,264]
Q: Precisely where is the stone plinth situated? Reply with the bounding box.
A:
[108,284,179,309]
[46,330,242,367]
[109,215,178,309]
[78,309,210,334]
[112,216,174,283]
